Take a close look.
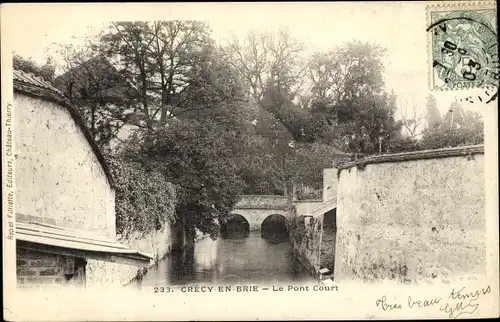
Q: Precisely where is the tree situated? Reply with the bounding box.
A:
[223,28,306,104]
[304,41,405,154]
[307,41,386,104]
[222,28,310,196]
[287,142,350,199]
[98,22,157,128]
[140,118,246,241]
[52,21,259,244]
[310,89,403,155]
[350,92,402,154]
[420,103,484,149]
[53,20,261,239]
[425,94,441,129]
[53,43,141,149]
[99,21,226,128]
[399,99,425,139]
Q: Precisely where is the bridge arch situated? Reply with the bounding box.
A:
[230,195,291,232]
[261,214,288,240]
[220,214,250,239]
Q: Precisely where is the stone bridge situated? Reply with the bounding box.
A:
[227,195,290,231]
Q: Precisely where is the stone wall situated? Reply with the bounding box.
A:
[288,213,323,275]
[234,195,289,209]
[334,145,485,283]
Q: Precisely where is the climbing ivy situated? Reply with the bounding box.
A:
[106,154,177,237]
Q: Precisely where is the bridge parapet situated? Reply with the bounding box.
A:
[234,195,290,210]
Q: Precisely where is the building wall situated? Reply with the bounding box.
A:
[14,92,179,288]
[294,200,323,217]
[335,149,485,283]
[322,168,338,202]
[14,93,116,238]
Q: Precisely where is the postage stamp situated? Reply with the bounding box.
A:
[427,1,498,91]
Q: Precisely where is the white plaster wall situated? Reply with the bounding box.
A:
[335,153,485,283]
[322,168,337,202]
[14,93,115,238]
[294,200,323,217]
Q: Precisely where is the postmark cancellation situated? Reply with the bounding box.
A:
[427,1,498,92]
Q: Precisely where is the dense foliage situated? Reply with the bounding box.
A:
[420,122,484,149]
[139,118,246,239]
[106,153,177,236]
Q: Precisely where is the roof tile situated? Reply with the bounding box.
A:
[13,70,65,97]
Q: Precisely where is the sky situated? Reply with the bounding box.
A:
[3,2,494,122]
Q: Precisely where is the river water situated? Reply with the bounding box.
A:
[137,231,314,287]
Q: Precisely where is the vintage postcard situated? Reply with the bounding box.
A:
[2,1,499,320]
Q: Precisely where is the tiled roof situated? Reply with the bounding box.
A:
[13,69,115,188]
[13,70,65,97]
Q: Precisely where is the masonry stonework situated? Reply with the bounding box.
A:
[232,195,290,231]
[334,147,485,283]
[16,248,85,288]
[288,214,323,274]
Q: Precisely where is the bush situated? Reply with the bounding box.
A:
[420,126,484,150]
[106,154,177,236]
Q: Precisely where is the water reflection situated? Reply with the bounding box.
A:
[139,231,313,287]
